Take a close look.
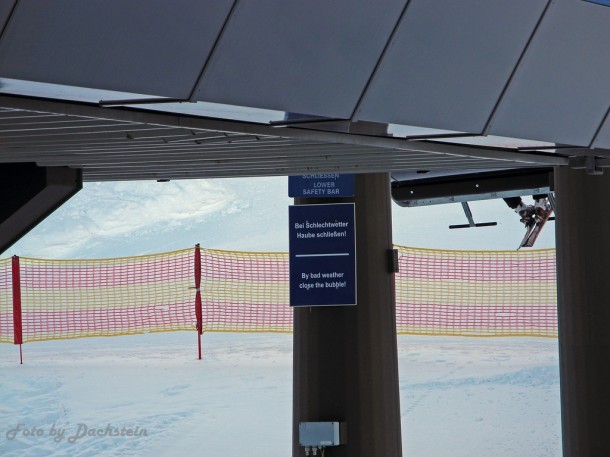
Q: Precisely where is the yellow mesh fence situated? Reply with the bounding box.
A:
[0,245,558,343]
[395,246,557,337]
[17,249,195,342]
[201,248,291,333]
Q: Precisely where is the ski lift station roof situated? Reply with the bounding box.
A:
[0,0,609,182]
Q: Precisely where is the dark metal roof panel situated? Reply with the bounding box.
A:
[487,0,610,146]
[593,113,610,149]
[354,0,548,133]
[0,0,16,35]
[0,0,608,153]
[0,0,234,98]
[194,0,406,118]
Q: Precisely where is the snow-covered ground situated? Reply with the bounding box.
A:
[0,332,560,457]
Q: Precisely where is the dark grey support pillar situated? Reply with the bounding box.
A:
[555,166,610,457]
[293,173,402,457]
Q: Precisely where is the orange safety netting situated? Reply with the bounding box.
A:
[0,245,558,344]
[201,249,291,333]
[17,249,195,343]
[395,246,557,338]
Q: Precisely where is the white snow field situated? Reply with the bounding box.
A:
[0,332,560,457]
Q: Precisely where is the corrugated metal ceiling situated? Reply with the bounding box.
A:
[0,96,567,181]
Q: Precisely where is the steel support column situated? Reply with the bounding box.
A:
[292,173,402,457]
[555,166,610,457]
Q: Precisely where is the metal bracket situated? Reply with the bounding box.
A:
[387,249,399,273]
[449,202,497,230]
[586,156,604,175]
[568,156,608,175]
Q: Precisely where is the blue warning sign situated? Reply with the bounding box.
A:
[289,203,356,307]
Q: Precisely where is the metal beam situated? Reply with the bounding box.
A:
[0,95,569,167]
[0,164,81,254]
[392,168,553,206]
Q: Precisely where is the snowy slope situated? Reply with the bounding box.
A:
[6,176,554,259]
[7,178,293,259]
[0,333,560,457]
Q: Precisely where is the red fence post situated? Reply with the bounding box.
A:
[195,244,203,360]
[11,256,23,364]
